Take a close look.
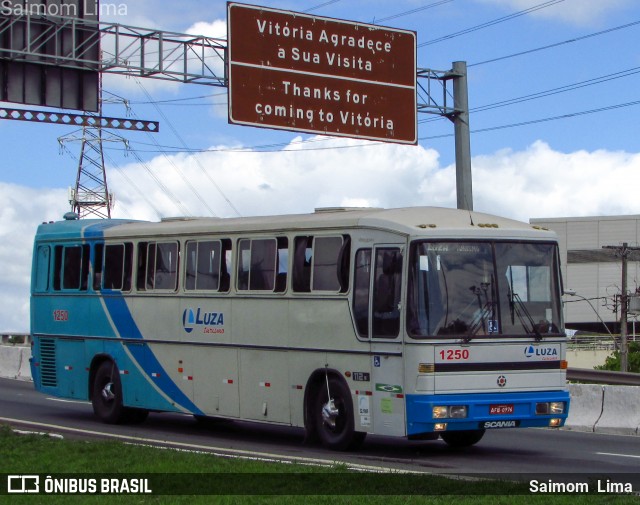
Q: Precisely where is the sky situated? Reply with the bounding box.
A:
[1,0,640,331]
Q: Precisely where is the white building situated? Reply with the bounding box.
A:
[530,215,640,333]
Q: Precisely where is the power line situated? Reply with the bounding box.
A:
[101,96,640,154]
[419,99,640,141]
[419,64,640,124]
[374,0,453,23]
[419,0,566,47]
[304,0,341,13]
[135,79,242,217]
[469,19,640,67]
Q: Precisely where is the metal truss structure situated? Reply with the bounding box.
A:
[0,106,158,131]
[0,13,226,87]
[64,126,115,219]
[1,12,472,214]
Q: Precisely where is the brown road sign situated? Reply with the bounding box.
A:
[228,3,417,144]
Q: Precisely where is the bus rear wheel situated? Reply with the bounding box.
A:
[92,361,125,423]
[440,429,485,448]
[313,377,365,451]
[91,361,149,424]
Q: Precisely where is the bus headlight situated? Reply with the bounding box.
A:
[433,405,468,419]
[536,402,565,415]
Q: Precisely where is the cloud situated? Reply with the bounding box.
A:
[472,140,640,220]
[3,138,640,331]
[0,184,68,332]
[474,0,634,26]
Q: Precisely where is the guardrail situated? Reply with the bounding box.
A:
[567,367,640,386]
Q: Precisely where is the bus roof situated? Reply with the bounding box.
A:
[35,207,557,241]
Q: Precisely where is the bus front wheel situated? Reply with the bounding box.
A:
[440,429,485,448]
[313,376,365,451]
[91,360,126,424]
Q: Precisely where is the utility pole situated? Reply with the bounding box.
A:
[603,242,640,372]
[452,61,473,211]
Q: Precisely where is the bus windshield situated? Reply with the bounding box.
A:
[407,241,562,339]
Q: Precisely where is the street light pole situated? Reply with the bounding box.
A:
[563,290,619,351]
[602,242,640,373]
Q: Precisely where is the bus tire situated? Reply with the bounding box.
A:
[91,360,126,424]
[313,376,364,451]
[440,429,485,448]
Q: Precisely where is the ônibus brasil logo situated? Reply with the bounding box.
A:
[182,308,224,334]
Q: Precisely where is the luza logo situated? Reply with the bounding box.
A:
[182,308,224,334]
[524,345,558,359]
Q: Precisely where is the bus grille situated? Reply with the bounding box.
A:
[39,338,57,387]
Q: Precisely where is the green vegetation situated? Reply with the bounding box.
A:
[0,426,638,504]
[595,341,640,373]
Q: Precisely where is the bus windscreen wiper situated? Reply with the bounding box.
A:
[509,292,542,341]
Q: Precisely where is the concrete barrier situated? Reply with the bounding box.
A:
[564,384,604,432]
[0,346,26,380]
[0,346,32,381]
[16,347,32,381]
[594,385,640,436]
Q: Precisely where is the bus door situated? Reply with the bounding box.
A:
[369,245,406,437]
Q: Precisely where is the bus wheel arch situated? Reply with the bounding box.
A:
[304,369,365,451]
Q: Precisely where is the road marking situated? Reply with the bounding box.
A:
[596,452,640,460]
[0,416,421,474]
[46,397,90,405]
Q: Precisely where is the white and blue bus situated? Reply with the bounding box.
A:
[30,206,569,449]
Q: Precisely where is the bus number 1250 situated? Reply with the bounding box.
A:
[439,349,470,360]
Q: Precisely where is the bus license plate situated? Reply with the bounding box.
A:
[489,404,514,415]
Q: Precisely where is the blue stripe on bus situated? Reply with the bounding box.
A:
[102,295,204,416]
[406,390,570,435]
[81,223,203,416]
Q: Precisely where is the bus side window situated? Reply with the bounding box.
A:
[237,240,250,290]
[34,245,51,292]
[237,238,281,292]
[293,235,347,293]
[275,237,288,293]
[293,236,312,292]
[372,248,403,339]
[102,243,133,291]
[185,240,222,291]
[154,242,179,290]
[313,236,343,291]
[353,249,371,338]
[136,242,148,291]
[55,244,90,291]
[93,243,104,291]
[220,239,232,292]
[249,239,276,291]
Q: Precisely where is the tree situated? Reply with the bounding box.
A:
[595,341,640,373]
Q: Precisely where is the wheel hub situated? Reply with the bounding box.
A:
[321,398,339,429]
[101,382,115,402]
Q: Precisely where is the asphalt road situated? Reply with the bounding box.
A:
[1,377,639,483]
